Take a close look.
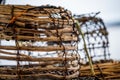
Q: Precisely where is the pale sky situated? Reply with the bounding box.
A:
[6,0,120,23]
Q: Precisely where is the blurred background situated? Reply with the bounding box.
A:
[4,0,120,60]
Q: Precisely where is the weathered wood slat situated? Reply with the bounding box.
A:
[0,34,78,42]
[0,61,62,67]
[0,14,73,23]
[0,55,76,62]
[0,18,73,25]
[0,50,28,57]
[0,71,79,80]
[0,45,77,51]
[0,12,49,17]
[3,26,74,35]
[22,66,79,72]
[17,35,78,41]
[0,5,64,13]
[0,66,79,73]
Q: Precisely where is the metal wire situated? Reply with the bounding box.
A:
[74,12,110,63]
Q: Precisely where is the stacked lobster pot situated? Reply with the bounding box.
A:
[0,5,80,80]
[74,13,110,64]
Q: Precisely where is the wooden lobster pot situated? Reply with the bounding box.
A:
[0,5,80,80]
